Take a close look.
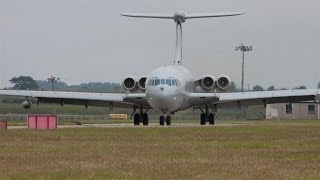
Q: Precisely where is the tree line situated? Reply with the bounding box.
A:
[4,75,320,93]
[6,76,121,93]
[227,82,317,92]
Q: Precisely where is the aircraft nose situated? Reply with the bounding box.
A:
[146,85,179,113]
[158,85,169,95]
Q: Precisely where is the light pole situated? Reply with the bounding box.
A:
[47,76,60,91]
[236,44,252,92]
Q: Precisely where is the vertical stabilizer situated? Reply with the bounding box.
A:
[175,19,182,64]
[121,12,244,65]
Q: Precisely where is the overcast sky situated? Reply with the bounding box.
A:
[1,0,319,89]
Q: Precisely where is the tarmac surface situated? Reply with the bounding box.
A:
[7,122,256,129]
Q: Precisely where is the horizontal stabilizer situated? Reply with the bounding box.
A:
[121,12,244,22]
[120,13,173,19]
[186,12,244,19]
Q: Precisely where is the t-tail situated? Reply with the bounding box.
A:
[121,11,244,65]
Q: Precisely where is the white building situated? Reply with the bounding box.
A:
[266,102,319,119]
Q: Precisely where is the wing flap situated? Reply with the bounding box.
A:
[0,90,149,108]
[188,89,320,108]
[218,89,319,103]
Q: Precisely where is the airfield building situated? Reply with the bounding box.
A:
[266,102,320,119]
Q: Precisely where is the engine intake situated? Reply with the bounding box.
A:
[22,100,32,109]
[217,75,231,90]
[201,75,216,90]
[123,77,136,91]
[138,77,147,90]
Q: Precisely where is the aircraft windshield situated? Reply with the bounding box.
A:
[148,78,179,86]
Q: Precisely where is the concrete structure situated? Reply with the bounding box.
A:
[266,102,319,119]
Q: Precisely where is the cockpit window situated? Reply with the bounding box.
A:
[166,79,171,86]
[148,78,180,87]
[155,79,160,86]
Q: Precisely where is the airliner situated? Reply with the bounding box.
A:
[1,12,319,125]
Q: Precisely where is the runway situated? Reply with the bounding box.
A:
[7,122,257,129]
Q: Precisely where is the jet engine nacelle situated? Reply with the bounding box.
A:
[22,100,32,109]
[123,76,137,91]
[216,74,231,90]
[201,75,216,90]
[123,76,147,91]
[138,77,147,90]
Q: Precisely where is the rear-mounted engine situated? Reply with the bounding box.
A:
[216,75,231,90]
[123,76,147,91]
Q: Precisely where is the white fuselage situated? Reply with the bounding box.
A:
[145,64,194,114]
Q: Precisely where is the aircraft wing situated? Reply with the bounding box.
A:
[189,89,320,108]
[0,90,149,109]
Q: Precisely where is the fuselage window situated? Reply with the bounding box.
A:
[166,79,171,86]
[155,79,160,86]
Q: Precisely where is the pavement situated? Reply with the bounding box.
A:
[6,122,255,129]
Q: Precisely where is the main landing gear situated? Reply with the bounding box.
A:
[200,105,216,125]
[132,106,149,126]
[133,113,149,126]
[159,115,171,126]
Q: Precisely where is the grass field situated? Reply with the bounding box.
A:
[1,120,320,179]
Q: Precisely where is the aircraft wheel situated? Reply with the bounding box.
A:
[208,113,215,125]
[142,113,149,126]
[159,116,165,126]
[200,113,206,125]
[166,116,171,126]
[134,114,140,126]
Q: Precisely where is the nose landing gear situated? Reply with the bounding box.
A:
[159,115,171,126]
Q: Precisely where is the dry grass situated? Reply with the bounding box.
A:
[1,120,320,179]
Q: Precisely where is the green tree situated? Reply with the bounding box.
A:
[252,85,264,91]
[228,82,238,92]
[267,85,275,91]
[9,76,39,90]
